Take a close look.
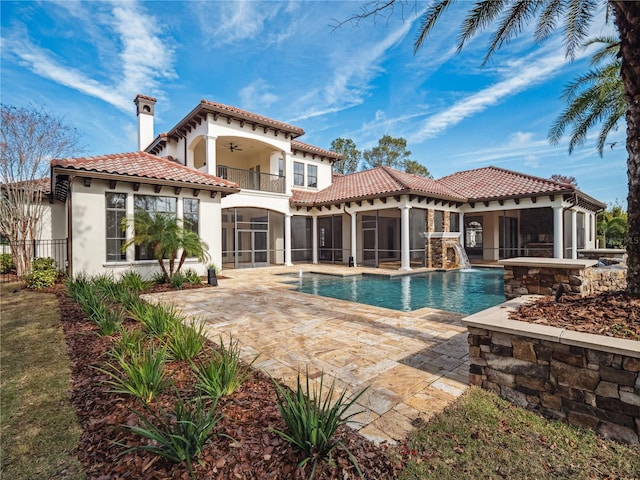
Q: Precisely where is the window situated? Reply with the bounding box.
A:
[307,165,317,188]
[134,195,177,260]
[183,198,199,233]
[106,193,127,262]
[434,210,444,232]
[450,212,460,232]
[293,161,304,186]
[278,157,284,177]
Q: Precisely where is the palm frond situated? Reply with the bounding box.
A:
[535,0,564,42]
[457,0,508,51]
[584,36,620,65]
[414,0,455,54]
[484,0,542,64]
[562,0,598,60]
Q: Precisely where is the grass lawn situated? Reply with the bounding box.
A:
[401,386,640,479]
[0,282,85,480]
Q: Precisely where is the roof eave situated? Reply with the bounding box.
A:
[51,166,241,194]
[467,189,574,204]
[166,102,305,141]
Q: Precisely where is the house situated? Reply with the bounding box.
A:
[36,95,604,277]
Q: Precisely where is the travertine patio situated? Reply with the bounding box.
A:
[146,265,469,444]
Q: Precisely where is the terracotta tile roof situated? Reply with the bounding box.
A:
[51,152,239,191]
[134,94,157,103]
[291,140,342,160]
[199,100,304,137]
[291,166,465,206]
[437,166,574,200]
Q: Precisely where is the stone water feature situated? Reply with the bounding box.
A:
[421,232,469,269]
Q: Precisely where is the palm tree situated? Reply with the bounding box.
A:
[598,203,628,248]
[347,0,640,296]
[122,211,209,281]
[548,37,626,156]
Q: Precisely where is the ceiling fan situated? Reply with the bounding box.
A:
[226,142,243,153]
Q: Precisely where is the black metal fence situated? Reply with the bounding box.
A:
[0,238,68,281]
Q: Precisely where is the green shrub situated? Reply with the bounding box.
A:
[169,272,186,289]
[207,264,220,277]
[94,305,125,337]
[192,335,256,399]
[129,301,182,339]
[65,273,92,301]
[90,272,117,293]
[165,320,206,361]
[122,396,224,479]
[271,369,367,479]
[25,257,58,289]
[120,269,151,292]
[183,268,201,284]
[0,253,13,273]
[110,325,148,359]
[97,344,171,404]
[151,271,167,285]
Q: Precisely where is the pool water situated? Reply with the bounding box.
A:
[289,269,504,315]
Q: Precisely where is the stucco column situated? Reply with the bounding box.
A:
[350,211,357,266]
[553,206,564,258]
[125,193,135,262]
[284,214,293,266]
[205,135,217,176]
[459,211,465,248]
[400,205,412,271]
[283,151,292,194]
[312,215,318,264]
[570,209,578,259]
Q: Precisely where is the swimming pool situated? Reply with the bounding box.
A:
[288,269,504,315]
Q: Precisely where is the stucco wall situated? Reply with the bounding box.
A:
[69,177,221,278]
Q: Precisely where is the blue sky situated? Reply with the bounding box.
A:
[1,1,627,206]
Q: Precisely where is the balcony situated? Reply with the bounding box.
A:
[217,166,285,194]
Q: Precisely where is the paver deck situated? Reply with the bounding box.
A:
[145,265,470,444]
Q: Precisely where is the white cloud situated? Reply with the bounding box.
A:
[290,17,416,122]
[406,36,597,144]
[508,131,535,146]
[239,79,279,110]
[196,1,286,46]
[3,1,176,113]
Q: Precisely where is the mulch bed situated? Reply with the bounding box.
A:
[54,285,402,479]
[510,291,640,341]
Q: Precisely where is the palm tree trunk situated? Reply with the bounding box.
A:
[157,259,169,281]
[612,1,640,296]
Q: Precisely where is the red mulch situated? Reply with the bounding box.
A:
[511,291,640,341]
[53,285,403,479]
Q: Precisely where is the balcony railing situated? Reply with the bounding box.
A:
[217,166,285,194]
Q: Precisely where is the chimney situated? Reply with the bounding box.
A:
[134,94,157,151]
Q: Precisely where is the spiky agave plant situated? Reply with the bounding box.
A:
[271,368,367,479]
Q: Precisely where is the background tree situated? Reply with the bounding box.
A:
[0,104,82,276]
[122,211,209,282]
[362,134,412,170]
[548,37,626,156]
[343,0,640,296]
[404,159,433,178]
[598,202,628,248]
[330,138,361,174]
[550,174,578,187]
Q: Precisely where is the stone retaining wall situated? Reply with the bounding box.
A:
[500,258,627,300]
[463,298,640,445]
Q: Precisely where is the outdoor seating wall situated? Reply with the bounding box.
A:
[464,311,640,445]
